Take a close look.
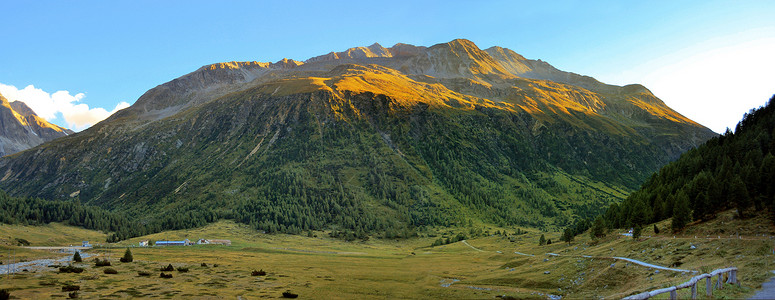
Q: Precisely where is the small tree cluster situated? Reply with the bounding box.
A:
[119,248,133,263]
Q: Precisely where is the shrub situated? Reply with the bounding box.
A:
[213,264,219,267]
[15,238,30,246]
[201,263,208,267]
[138,271,151,276]
[160,272,173,279]
[653,224,660,234]
[251,269,267,276]
[103,268,118,274]
[0,289,9,300]
[282,291,298,298]
[68,291,79,298]
[177,267,189,273]
[160,264,174,271]
[73,251,82,263]
[94,258,111,267]
[120,248,133,263]
[62,284,80,292]
[59,265,85,273]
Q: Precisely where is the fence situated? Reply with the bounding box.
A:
[623,267,738,300]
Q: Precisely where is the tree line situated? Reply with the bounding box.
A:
[588,95,775,235]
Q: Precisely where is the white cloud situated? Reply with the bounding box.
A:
[0,83,130,131]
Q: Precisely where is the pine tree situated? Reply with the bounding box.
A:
[730,175,751,218]
[590,216,606,239]
[633,224,642,240]
[73,251,82,263]
[120,248,133,263]
[538,234,546,246]
[653,224,660,234]
[561,227,574,244]
[672,191,691,232]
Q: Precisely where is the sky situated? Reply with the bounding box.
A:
[0,1,773,132]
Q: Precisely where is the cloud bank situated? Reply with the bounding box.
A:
[0,83,130,131]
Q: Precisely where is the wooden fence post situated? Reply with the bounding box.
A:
[717,274,723,289]
[706,277,712,296]
[691,282,697,299]
[669,289,677,300]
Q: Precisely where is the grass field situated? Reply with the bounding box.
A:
[1,210,773,299]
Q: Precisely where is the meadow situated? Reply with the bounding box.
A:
[1,210,772,299]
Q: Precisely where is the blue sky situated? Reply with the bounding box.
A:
[0,0,773,132]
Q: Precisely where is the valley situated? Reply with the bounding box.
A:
[1,212,771,299]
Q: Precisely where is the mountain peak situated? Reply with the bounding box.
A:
[445,38,478,49]
[0,92,72,156]
[9,101,37,117]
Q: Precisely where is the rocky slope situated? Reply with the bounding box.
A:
[0,39,716,235]
[0,93,72,156]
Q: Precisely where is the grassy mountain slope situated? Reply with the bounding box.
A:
[0,40,716,238]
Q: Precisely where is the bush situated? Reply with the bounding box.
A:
[62,284,80,292]
[160,272,173,278]
[73,251,82,262]
[201,263,208,267]
[138,271,151,276]
[59,265,85,273]
[251,269,267,276]
[94,258,111,267]
[15,238,30,246]
[103,268,118,274]
[282,291,299,298]
[177,267,189,273]
[68,291,79,299]
[119,248,133,263]
[160,264,174,271]
[0,289,9,300]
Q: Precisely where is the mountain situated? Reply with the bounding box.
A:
[0,39,716,238]
[600,95,775,231]
[0,92,73,157]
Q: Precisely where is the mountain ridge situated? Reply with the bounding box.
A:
[0,39,716,239]
[0,92,73,157]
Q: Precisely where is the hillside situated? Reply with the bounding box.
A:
[601,95,775,231]
[0,92,73,156]
[0,39,716,239]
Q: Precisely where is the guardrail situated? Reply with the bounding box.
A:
[623,267,738,300]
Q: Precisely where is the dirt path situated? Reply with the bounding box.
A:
[544,252,695,273]
[461,240,484,252]
[750,271,775,299]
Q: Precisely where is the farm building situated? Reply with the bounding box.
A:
[139,240,149,247]
[155,239,191,246]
